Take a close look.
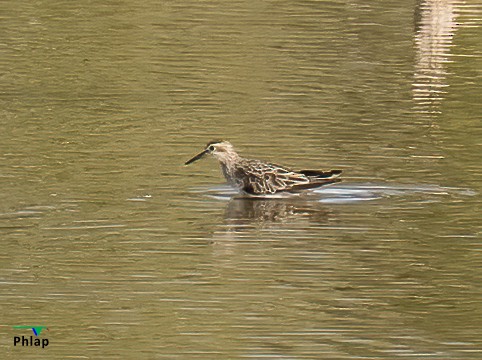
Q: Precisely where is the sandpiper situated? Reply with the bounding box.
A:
[185,140,342,195]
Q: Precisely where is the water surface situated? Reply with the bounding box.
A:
[1,0,481,358]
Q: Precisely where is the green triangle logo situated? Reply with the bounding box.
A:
[13,325,49,336]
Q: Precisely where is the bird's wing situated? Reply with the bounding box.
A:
[235,161,310,195]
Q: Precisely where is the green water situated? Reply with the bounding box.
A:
[1,0,481,358]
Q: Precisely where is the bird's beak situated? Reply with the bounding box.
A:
[185,149,208,165]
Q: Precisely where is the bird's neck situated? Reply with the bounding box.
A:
[217,151,241,167]
[218,153,242,185]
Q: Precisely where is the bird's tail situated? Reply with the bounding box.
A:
[288,178,341,192]
[299,169,342,179]
[287,169,342,192]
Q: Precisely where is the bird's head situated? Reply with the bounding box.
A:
[185,140,237,165]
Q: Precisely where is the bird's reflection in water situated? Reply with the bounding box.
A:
[222,195,332,230]
[209,196,333,259]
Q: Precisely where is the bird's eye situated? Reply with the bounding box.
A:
[208,145,215,152]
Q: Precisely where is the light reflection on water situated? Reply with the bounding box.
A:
[198,182,476,203]
[413,0,460,114]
